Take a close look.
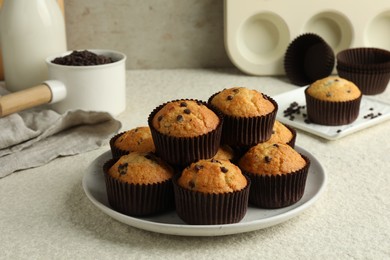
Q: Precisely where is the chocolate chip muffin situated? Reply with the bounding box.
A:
[110,126,155,158]
[104,152,174,216]
[267,121,296,147]
[208,87,278,146]
[305,76,362,125]
[151,100,220,138]
[174,158,250,225]
[239,142,310,208]
[148,99,223,166]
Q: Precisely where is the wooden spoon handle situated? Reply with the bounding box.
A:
[0,84,52,117]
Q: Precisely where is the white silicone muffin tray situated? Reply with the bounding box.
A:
[224,0,390,75]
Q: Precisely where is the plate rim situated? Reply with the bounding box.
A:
[82,146,326,236]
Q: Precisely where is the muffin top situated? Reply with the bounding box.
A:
[152,100,220,138]
[177,158,247,194]
[107,152,174,185]
[306,76,361,101]
[213,145,235,161]
[267,121,294,144]
[210,87,275,117]
[114,126,155,153]
[239,142,306,175]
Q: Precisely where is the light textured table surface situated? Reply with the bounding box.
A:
[1,69,389,259]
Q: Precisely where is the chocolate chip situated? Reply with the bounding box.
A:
[227,95,233,101]
[264,156,272,163]
[194,164,203,172]
[337,129,342,133]
[273,144,279,148]
[180,102,187,107]
[184,108,191,114]
[188,180,195,189]
[233,88,239,93]
[220,167,228,173]
[118,163,128,175]
[177,115,183,122]
[326,92,332,97]
[210,158,221,164]
[158,115,163,121]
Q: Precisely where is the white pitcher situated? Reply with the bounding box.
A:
[0,0,67,92]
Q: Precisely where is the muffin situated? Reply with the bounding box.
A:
[208,87,278,146]
[267,120,297,147]
[148,99,223,166]
[305,76,362,125]
[173,158,250,225]
[110,126,155,158]
[213,145,235,161]
[239,142,310,209]
[103,152,175,216]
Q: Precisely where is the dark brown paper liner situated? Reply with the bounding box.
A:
[337,67,390,95]
[284,33,335,86]
[103,158,174,217]
[305,88,362,125]
[243,155,310,209]
[109,131,130,158]
[208,93,278,147]
[336,47,390,71]
[284,124,297,148]
[148,99,223,166]
[173,174,251,225]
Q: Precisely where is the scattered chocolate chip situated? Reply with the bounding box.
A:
[283,101,305,121]
[180,102,187,107]
[177,115,183,122]
[304,119,311,124]
[273,144,279,148]
[184,108,191,114]
[188,180,195,189]
[233,88,239,93]
[264,156,272,163]
[369,107,374,111]
[337,129,342,133]
[227,95,233,101]
[118,163,128,175]
[220,167,228,173]
[158,115,163,121]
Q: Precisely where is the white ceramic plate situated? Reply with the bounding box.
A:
[273,87,390,140]
[82,146,326,237]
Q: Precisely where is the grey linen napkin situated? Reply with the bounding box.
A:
[0,87,121,178]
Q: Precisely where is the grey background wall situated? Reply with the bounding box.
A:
[64,0,234,69]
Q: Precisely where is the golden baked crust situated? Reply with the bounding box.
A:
[114,126,155,153]
[210,87,275,117]
[267,121,293,144]
[108,152,174,184]
[213,145,234,161]
[178,159,247,193]
[239,142,306,175]
[306,76,361,101]
[152,100,220,137]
